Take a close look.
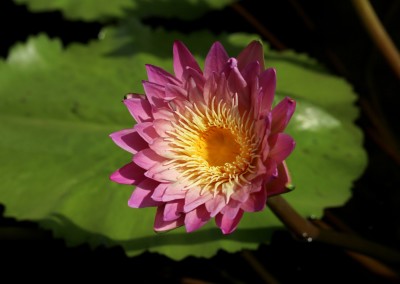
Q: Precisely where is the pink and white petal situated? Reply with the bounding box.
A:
[237,40,265,71]
[271,97,296,134]
[154,206,184,232]
[266,161,292,197]
[152,119,174,137]
[163,200,184,221]
[134,122,158,144]
[124,95,152,123]
[204,41,229,79]
[184,205,211,233]
[215,209,244,234]
[147,166,181,183]
[184,188,213,212]
[149,137,174,159]
[162,182,186,201]
[133,148,165,170]
[109,129,147,154]
[269,133,295,164]
[240,189,267,212]
[257,68,276,117]
[110,162,146,185]
[152,107,176,121]
[145,64,181,86]
[173,41,202,80]
[205,194,227,217]
[128,178,160,208]
[230,184,251,203]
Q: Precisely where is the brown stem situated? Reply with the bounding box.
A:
[267,196,400,264]
[230,2,286,50]
[241,250,280,284]
[352,0,400,79]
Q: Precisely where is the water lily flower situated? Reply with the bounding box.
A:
[110,40,296,234]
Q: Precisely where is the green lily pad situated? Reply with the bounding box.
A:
[0,21,366,260]
[13,0,236,21]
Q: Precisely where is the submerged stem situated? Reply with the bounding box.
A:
[267,195,400,265]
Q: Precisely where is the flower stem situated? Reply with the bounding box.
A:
[267,195,400,264]
[352,0,400,80]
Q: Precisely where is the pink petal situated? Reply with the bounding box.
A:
[145,64,181,86]
[257,68,276,117]
[134,122,158,143]
[151,182,168,201]
[152,119,174,137]
[142,81,168,108]
[163,200,184,221]
[205,194,226,217]
[203,73,218,105]
[237,40,265,71]
[240,189,266,212]
[152,107,176,121]
[271,97,296,134]
[266,161,292,197]
[184,205,211,232]
[204,42,229,79]
[220,199,241,219]
[124,94,152,123]
[182,67,206,93]
[154,205,184,232]
[147,166,181,183]
[109,129,147,154]
[173,41,202,80]
[161,182,186,201]
[133,148,164,170]
[149,137,174,159]
[230,185,251,203]
[215,209,244,234]
[165,83,187,101]
[184,188,213,212]
[128,178,160,208]
[110,162,146,185]
[269,133,295,164]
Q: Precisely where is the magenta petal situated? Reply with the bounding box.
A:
[271,97,296,134]
[165,83,187,101]
[124,95,152,123]
[142,81,168,109]
[163,200,184,221]
[154,206,184,232]
[146,64,181,85]
[204,41,229,79]
[184,188,213,212]
[227,66,247,95]
[151,183,167,201]
[241,189,267,212]
[216,209,244,234]
[269,133,295,164]
[133,148,164,170]
[220,199,241,219]
[110,129,147,154]
[110,162,146,185]
[153,119,174,137]
[173,41,202,80]
[128,178,160,208]
[237,41,265,71]
[148,166,180,183]
[258,68,276,116]
[149,137,174,159]
[184,205,211,232]
[266,161,292,197]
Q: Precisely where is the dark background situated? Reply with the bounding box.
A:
[1,0,399,283]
